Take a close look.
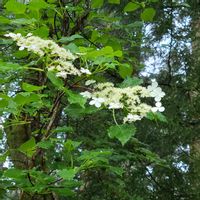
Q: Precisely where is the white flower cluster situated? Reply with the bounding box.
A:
[4,33,92,78]
[147,79,165,112]
[80,80,165,123]
[5,33,76,59]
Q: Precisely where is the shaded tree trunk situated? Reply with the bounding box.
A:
[188,3,200,197]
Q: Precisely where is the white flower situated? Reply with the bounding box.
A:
[80,68,91,75]
[48,66,55,71]
[159,107,165,112]
[85,79,96,86]
[147,80,165,102]
[5,32,22,40]
[89,97,105,108]
[56,71,67,79]
[5,33,14,37]
[19,45,26,51]
[6,32,77,60]
[155,102,162,107]
[147,80,158,90]
[151,101,165,112]
[80,91,92,99]
[28,45,37,51]
[124,113,142,123]
[27,33,32,37]
[108,102,123,109]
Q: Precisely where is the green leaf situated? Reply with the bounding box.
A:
[33,26,49,38]
[108,0,120,4]
[78,150,111,162]
[13,94,29,106]
[11,18,37,25]
[37,140,54,149]
[22,83,45,92]
[113,50,122,57]
[0,16,10,24]
[13,50,29,58]
[18,137,36,157]
[53,126,74,133]
[28,0,49,11]
[118,64,133,79]
[86,46,113,58]
[107,124,136,145]
[0,60,23,71]
[91,30,100,42]
[65,104,98,118]
[4,168,26,179]
[120,77,143,88]
[91,0,104,8]
[146,112,167,123]
[47,71,65,90]
[67,91,86,108]
[0,99,8,108]
[14,92,42,106]
[50,188,74,197]
[59,35,83,43]
[109,166,124,176]
[57,168,78,180]
[0,151,9,162]
[140,148,166,166]
[5,0,26,14]
[64,140,81,151]
[106,37,122,51]
[85,46,121,60]
[141,8,156,21]
[78,150,112,168]
[64,43,79,53]
[124,2,140,12]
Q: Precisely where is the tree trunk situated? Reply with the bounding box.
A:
[188,5,200,198]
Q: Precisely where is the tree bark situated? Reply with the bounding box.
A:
[188,6,200,198]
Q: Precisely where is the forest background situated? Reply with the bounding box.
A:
[0,0,200,200]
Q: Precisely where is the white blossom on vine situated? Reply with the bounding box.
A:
[151,102,165,113]
[85,80,96,86]
[5,33,166,124]
[80,91,92,99]
[80,80,165,123]
[108,102,123,109]
[80,68,91,75]
[147,79,165,102]
[123,114,142,123]
[89,97,105,108]
[4,32,81,78]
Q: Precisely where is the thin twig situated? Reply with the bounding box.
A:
[48,177,63,185]
[27,173,34,186]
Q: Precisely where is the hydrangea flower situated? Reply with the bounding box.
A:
[85,80,96,86]
[5,32,80,78]
[89,97,105,108]
[56,71,68,79]
[151,102,165,112]
[147,80,165,102]
[80,91,92,99]
[124,114,142,123]
[5,32,22,40]
[80,68,91,75]
[81,79,165,123]
[108,102,123,109]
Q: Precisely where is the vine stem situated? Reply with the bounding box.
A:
[112,109,119,126]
